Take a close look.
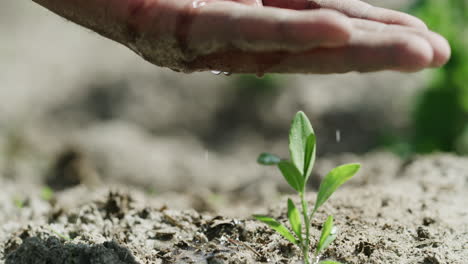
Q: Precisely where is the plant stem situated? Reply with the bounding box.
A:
[300,192,310,264]
[309,209,319,264]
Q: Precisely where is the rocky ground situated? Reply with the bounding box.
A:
[1,154,467,264]
[1,0,467,263]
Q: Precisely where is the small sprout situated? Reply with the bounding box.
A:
[48,227,72,241]
[40,186,55,201]
[13,197,25,209]
[146,187,158,196]
[253,111,360,264]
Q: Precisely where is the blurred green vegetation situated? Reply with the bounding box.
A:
[40,186,55,201]
[232,0,468,157]
[388,0,468,155]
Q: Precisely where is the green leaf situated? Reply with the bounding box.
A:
[278,161,304,193]
[289,111,314,176]
[316,215,335,254]
[303,133,316,182]
[253,215,298,244]
[314,163,361,212]
[257,152,281,165]
[287,199,302,239]
[319,227,337,255]
[319,261,342,264]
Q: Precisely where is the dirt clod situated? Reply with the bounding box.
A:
[355,241,375,257]
[417,226,431,240]
[422,255,441,264]
[423,217,436,226]
[46,148,100,191]
[102,191,133,220]
[5,237,139,264]
[1,154,467,263]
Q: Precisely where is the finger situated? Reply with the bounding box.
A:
[188,30,434,73]
[185,2,352,55]
[342,29,433,72]
[264,0,428,30]
[351,18,451,67]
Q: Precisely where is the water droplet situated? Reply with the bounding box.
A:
[336,130,341,142]
[192,0,208,8]
[211,70,222,75]
[223,72,232,76]
[256,72,265,78]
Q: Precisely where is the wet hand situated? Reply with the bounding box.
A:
[89,0,453,73]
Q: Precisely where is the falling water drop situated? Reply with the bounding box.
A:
[211,70,222,75]
[192,0,208,8]
[336,130,341,143]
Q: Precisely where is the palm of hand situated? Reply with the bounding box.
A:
[128,0,450,73]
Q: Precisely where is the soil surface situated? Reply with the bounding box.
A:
[1,1,467,264]
[1,154,467,264]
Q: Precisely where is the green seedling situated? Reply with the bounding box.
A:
[48,227,72,241]
[40,186,55,201]
[13,196,25,209]
[254,111,360,264]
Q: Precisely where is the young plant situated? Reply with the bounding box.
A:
[40,186,55,202]
[254,111,360,264]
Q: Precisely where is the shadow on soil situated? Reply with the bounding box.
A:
[5,236,139,264]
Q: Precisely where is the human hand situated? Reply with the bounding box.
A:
[34,0,451,74]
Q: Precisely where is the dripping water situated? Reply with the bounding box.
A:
[192,0,208,8]
[336,130,341,142]
[211,71,232,76]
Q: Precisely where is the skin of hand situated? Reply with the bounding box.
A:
[32,0,451,74]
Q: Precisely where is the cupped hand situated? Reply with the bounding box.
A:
[125,0,450,73]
